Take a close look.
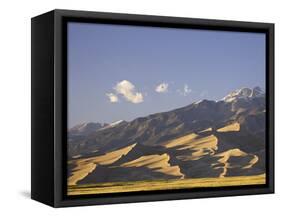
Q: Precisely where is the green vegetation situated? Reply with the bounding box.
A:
[68,174,265,195]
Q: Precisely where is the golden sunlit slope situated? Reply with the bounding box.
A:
[68,143,136,185]
[121,154,184,178]
[213,148,259,177]
[217,122,240,132]
[164,133,198,148]
[68,131,263,186]
[91,143,137,165]
[68,162,96,186]
[164,132,218,161]
[199,127,212,133]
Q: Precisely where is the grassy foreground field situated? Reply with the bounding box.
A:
[68,174,265,195]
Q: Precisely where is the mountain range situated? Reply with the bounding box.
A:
[68,87,266,186]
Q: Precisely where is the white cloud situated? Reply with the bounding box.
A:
[178,84,192,96]
[106,93,119,103]
[183,84,192,96]
[155,83,169,93]
[114,80,144,104]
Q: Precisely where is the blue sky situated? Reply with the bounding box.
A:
[68,22,265,127]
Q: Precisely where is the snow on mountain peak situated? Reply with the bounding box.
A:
[98,120,125,131]
[222,87,264,103]
[109,120,124,127]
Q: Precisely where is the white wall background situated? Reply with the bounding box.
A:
[0,0,279,215]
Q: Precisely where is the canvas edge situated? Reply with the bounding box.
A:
[30,9,275,207]
[31,10,56,207]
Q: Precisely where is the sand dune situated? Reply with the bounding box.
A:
[91,143,137,165]
[243,155,259,169]
[199,127,212,133]
[217,122,240,132]
[213,148,259,177]
[165,133,218,151]
[68,162,96,185]
[164,133,198,148]
[72,154,82,159]
[68,143,136,185]
[121,154,184,178]
[68,126,262,187]
[164,133,218,161]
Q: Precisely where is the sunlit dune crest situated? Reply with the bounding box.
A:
[121,154,184,178]
[198,127,212,133]
[243,155,259,169]
[176,134,218,151]
[91,143,137,165]
[68,163,96,185]
[177,146,216,161]
[72,154,82,159]
[164,133,198,148]
[164,133,218,151]
[217,122,240,132]
[68,143,136,185]
[214,148,259,177]
[164,133,218,161]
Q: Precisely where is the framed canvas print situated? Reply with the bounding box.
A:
[31,9,274,207]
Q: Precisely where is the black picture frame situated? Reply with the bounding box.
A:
[31,9,274,207]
